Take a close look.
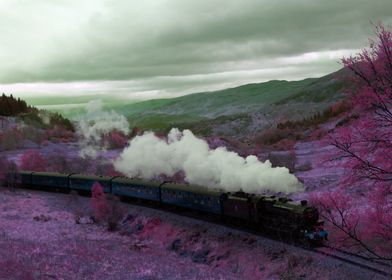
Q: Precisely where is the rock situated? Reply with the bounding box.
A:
[179,250,188,257]
[134,223,144,233]
[122,213,134,224]
[33,215,51,222]
[130,242,147,251]
[168,238,182,252]
[191,248,210,264]
[33,270,41,280]
[119,226,133,236]
[216,250,230,261]
[79,216,94,224]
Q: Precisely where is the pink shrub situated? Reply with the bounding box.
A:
[19,150,46,171]
[20,126,45,145]
[1,127,24,150]
[363,188,392,255]
[90,182,125,231]
[45,126,74,141]
[90,182,108,222]
[41,140,50,146]
[310,188,392,259]
[271,138,296,151]
[44,149,70,173]
[130,127,141,137]
[107,131,128,149]
[307,128,326,141]
[310,189,361,247]
[254,127,300,146]
[67,157,91,174]
[105,165,123,177]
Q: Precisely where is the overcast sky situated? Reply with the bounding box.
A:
[1,0,392,100]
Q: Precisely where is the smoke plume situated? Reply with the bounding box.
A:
[77,100,130,158]
[114,128,303,194]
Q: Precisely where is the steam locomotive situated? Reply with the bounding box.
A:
[18,171,328,244]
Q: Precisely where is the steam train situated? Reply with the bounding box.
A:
[17,171,328,244]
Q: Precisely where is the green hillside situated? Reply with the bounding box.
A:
[118,78,315,117]
[119,69,347,133]
[27,68,348,136]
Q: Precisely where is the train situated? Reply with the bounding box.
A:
[17,171,328,245]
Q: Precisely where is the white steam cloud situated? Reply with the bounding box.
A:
[77,100,130,158]
[114,128,303,194]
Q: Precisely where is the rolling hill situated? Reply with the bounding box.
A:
[29,68,349,137]
[118,68,348,136]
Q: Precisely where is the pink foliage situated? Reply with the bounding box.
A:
[91,183,125,230]
[334,24,392,191]
[90,182,108,221]
[323,24,392,259]
[0,127,24,150]
[272,138,296,151]
[19,150,46,171]
[310,187,392,259]
[45,127,74,142]
[310,190,361,247]
[363,188,392,255]
[107,131,128,149]
[44,149,70,173]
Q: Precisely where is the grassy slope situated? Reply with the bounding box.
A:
[118,78,317,117]
[119,69,347,132]
[27,68,347,134]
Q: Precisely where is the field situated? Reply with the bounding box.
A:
[0,189,385,280]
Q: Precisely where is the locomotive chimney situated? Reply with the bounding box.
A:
[300,200,307,206]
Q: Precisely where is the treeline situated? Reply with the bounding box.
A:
[254,100,352,148]
[19,110,74,132]
[0,93,29,116]
[277,100,351,129]
[46,112,74,132]
[0,93,74,131]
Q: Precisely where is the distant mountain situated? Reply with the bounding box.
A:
[116,68,348,135]
[29,68,349,137]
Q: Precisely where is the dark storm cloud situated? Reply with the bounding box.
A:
[0,0,391,98]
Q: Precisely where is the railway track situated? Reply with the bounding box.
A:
[313,245,392,278]
[121,193,392,278]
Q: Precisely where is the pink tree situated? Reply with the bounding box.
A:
[90,182,108,222]
[333,24,392,188]
[19,150,46,171]
[324,24,392,259]
[107,131,128,149]
[90,182,125,231]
